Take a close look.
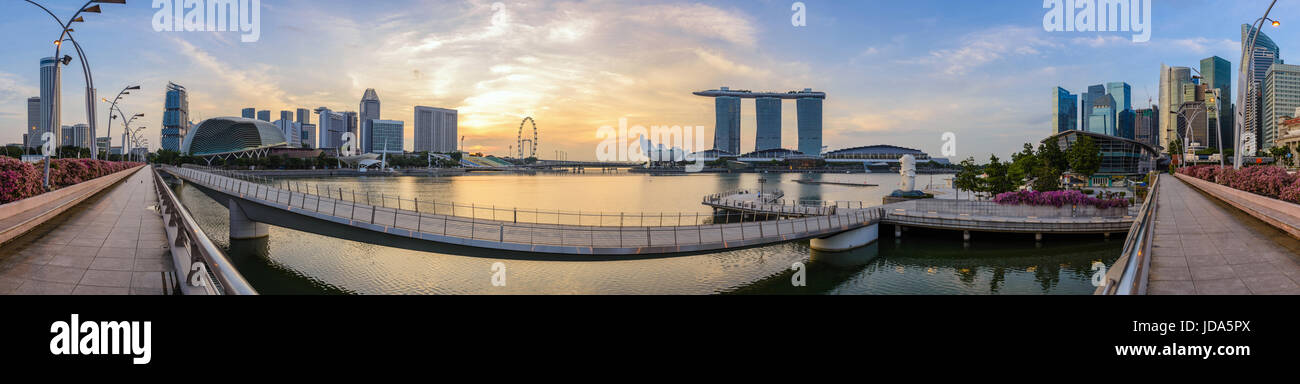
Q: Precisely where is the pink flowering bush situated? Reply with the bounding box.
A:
[0,157,142,204]
[1179,165,1300,204]
[993,189,1130,209]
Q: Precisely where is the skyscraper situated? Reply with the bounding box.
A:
[301,123,316,149]
[414,106,458,153]
[1053,87,1078,133]
[257,110,270,122]
[40,57,61,148]
[1263,63,1300,150]
[60,124,91,149]
[1107,82,1132,113]
[26,97,39,148]
[1088,94,1117,136]
[1201,56,1234,151]
[1241,24,1282,155]
[713,96,741,154]
[296,108,311,125]
[755,97,781,151]
[1135,107,1160,149]
[1080,84,1106,133]
[1178,102,1210,151]
[242,108,256,119]
[343,111,359,151]
[797,98,823,156]
[315,107,347,149]
[369,120,404,154]
[1160,65,1193,152]
[162,82,189,151]
[360,89,380,153]
[274,118,301,148]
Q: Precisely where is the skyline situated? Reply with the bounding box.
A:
[0,0,1295,160]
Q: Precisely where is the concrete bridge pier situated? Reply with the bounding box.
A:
[810,224,879,252]
[229,200,269,240]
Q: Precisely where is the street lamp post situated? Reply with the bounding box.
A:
[24,1,128,162]
[1171,108,1207,169]
[1237,1,1281,169]
[102,85,141,157]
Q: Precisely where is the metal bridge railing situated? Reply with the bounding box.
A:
[167,165,885,249]
[152,166,257,295]
[1096,172,1161,295]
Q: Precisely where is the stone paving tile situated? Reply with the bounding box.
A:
[0,167,170,296]
[1147,174,1300,295]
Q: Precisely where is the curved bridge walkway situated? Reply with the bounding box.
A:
[162,166,883,257]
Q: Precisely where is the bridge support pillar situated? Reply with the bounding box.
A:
[962,230,971,241]
[1035,233,1042,242]
[229,200,269,240]
[811,224,879,252]
[894,225,902,238]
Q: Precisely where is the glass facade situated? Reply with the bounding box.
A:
[414,106,458,153]
[1080,84,1105,133]
[1089,94,1116,136]
[369,120,404,154]
[1263,63,1300,150]
[755,97,781,151]
[1049,130,1157,176]
[241,108,255,119]
[1053,87,1078,133]
[360,89,381,153]
[713,96,741,154]
[797,98,822,156]
[163,82,189,152]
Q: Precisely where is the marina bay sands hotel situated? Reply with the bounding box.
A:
[693,87,825,156]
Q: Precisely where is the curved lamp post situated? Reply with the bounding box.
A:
[1236,1,1280,169]
[1171,108,1207,169]
[102,85,141,156]
[25,1,128,163]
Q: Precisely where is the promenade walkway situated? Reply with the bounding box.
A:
[1147,174,1300,295]
[0,167,171,295]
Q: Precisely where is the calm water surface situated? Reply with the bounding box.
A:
[171,171,1121,294]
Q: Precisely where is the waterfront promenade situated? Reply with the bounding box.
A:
[1147,174,1300,295]
[0,167,171,295]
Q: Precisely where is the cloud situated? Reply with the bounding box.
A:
[1166,37,1239,55]
[918,26,1060,75]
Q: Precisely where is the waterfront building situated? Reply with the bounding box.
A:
[95,137,110,154]
[181,117,289,158]
[413,106,458,153]
[1242,24,1282,155]
[369,120,404,154]
[823,145,933,164]
[161,82,189,152]
[1278,116,1300,161]
[343,111,359,144]
[1088,94,1116,136]
[1043,130,1159,178]
[1053,87,1078,133]
[755,97,781,151]
[25,97,39,148]
[241,108,255,119]
[280,110,293,123]
[257,110,270,122]
[360,89,380,153]
[314,107,347,149]
[1080,84,1106,132]
[693,87,826,157]
[301,123,316,149]
[1262,63,1300,150]
[1160,65,1193,152]
[797,98,823,156]
[40,57,61,147]
[713,96,741,154]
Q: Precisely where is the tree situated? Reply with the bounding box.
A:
[953,156,981,200]
[982,154,1015,196]
[1270,146,1294,167]
[1038,140,1069,171]
[1067,135,1102,181]
[1031,166,1062,191]
[1008,143,1038,185]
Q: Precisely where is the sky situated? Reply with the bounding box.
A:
[0,0,1295,161]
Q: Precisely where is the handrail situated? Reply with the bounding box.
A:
[152,166,257,295]
[180,164,865,225]
[161,166,886,250]
[1096,172,1161,295]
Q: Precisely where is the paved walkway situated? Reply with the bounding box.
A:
[1147,174,1300,295]
[0,167,171,295]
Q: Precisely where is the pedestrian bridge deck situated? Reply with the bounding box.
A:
[162,166,883,257]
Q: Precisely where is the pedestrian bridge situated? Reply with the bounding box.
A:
[159,166,884,259]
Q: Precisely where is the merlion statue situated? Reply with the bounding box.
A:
[899,154,916,192]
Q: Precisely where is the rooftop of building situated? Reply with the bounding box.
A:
[693,86,826,99]
[824,144,928,156]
